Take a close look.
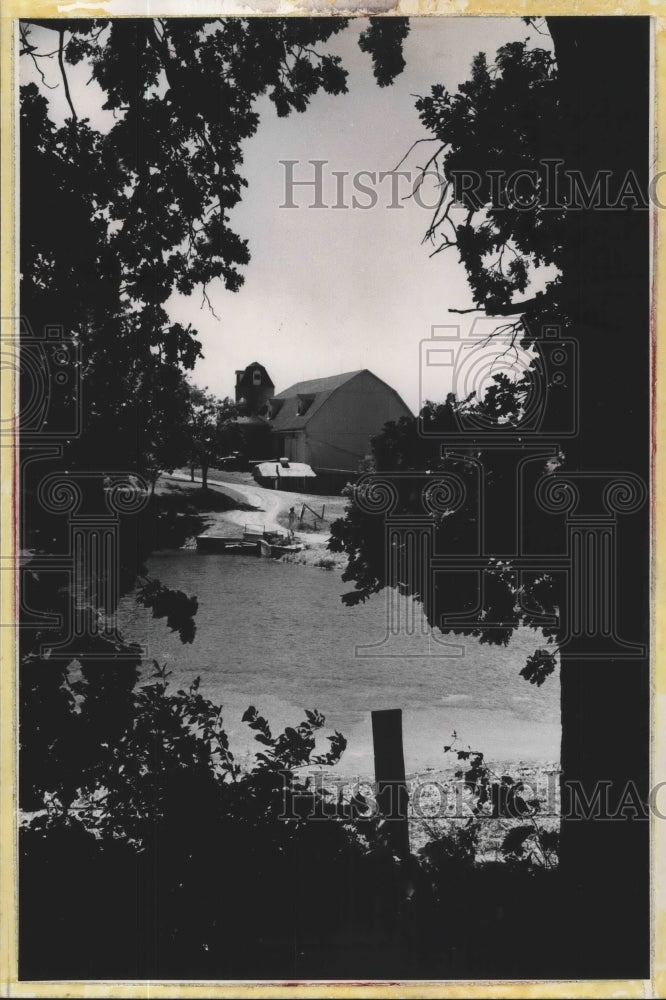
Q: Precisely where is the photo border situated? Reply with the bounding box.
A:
[0,4,662,997]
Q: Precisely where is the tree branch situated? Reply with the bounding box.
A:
[20,25,57,88]
[58,29,77,120]
[391,136,441,173]
[449,295,542,317]
[201,286,220,320]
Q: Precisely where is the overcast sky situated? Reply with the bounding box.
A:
[21,17,553,413]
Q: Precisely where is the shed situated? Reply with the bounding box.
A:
[253,459,317,492]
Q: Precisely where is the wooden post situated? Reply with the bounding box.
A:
[371,709,410,860]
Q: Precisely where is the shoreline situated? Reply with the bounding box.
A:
[149,474,561,775]
[160,471,349,569]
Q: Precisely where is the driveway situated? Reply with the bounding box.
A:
[165,471,347,545]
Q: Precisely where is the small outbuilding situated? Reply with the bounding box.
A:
[253,458,317,492]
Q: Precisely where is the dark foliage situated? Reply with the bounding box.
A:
[20,672,565,981]
[18,16,410,817]
[17,14,651,979]
[358,17,410,88]
[331,16,651,976]
[329,376,560,657]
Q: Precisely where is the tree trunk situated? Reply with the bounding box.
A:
[201,462,208,490]
[546,16,650,976]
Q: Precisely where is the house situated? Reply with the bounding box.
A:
[234,361,274,412]
[231,362,273,459]
[267,369,412,474]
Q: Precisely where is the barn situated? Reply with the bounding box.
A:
[267,369,412,478]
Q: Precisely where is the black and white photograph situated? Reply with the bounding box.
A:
[5,8,656,989]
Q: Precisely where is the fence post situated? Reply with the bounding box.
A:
[371,709,410,860]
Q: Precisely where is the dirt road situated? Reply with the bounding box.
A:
[165,471,348,549]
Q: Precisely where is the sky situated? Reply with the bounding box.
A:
[172,18,552,413]
[21,17,553,414]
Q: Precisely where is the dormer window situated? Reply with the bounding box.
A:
[296,394,314,416]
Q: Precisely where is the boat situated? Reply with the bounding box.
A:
[196,534,259,554]
[196,527,303,558]
[256,532,304,558]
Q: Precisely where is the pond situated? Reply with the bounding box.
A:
[117,551,560,777]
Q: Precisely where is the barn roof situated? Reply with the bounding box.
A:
[236,361,274,391]
[270,370,365,432]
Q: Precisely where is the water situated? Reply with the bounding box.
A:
[117,551,560,776]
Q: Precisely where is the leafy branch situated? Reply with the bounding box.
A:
[443,734,558,868]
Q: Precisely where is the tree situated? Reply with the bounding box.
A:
[330,375,560,648]
[141,370,193,495]
[16,15,421,981]
[331,17,650,975]
[412,39,562,324]
[20,665,358,979]
[185,386,242,489]
[17,11,410,870]
[20,14,651,976]
[18,13,409,575]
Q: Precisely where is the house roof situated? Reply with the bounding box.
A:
[270,370,364,432]
[236,361,274,391]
